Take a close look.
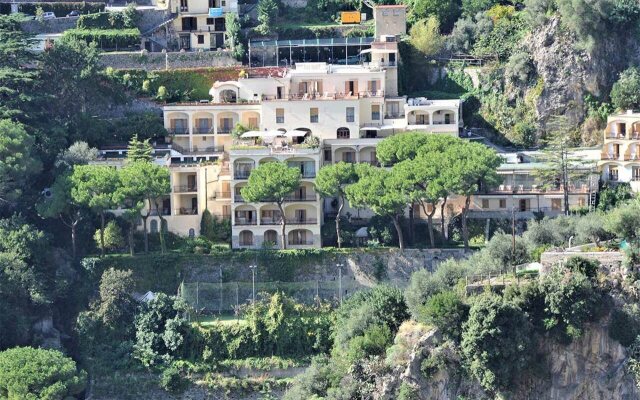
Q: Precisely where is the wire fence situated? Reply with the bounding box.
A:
[180,279,365,313]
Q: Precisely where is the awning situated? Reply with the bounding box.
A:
[360,126,380,131]
[240,131,262,138]
[263,130,287,137]
[285,129,309,137]
[355,227,368,238]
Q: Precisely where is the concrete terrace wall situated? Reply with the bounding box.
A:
[540,251,624,269]
[184,248,471,286]
[99,50,240,70]
[21,16,78,33]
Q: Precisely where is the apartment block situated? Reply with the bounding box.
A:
[166,0,239,51]
[598,110,640,191]
[469,150,599,220]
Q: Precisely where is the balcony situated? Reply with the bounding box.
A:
[234,195,244,202]
[174,185,198,193]
[194,127,214,134]
[601,153,620,160]
[484,184,591,194]
[149,208,171,216]
[607,132,626,139]
[384,113,405,119]
[211,191,231,199]
[624,154,640,161]
[169,128,189,135]
[174,208,198,215]
[609,174,619,182]
[284,194,317,202]
[234,218,257,225]
[218,127,232,134]
[261,91,384,101]
[234,171,252,180]
[287,218,318,225]
[288,239,314,246]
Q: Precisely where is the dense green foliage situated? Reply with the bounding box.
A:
[0,2,104,16]
[193,293,333,360]
[461,293,533,391]
[0,347,87,399]
[134,293,190,367]
[63,28,141,50]
[611,67,640,111]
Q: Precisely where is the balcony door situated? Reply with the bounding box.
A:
[295,209,306,223]
[187,175,196,191]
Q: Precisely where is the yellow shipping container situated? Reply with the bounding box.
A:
[341,11,361,24]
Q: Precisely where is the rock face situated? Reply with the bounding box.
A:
[379,323,638,400]
[525,17,632,130]
[537,323,638,400]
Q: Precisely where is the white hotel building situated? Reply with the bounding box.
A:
[99,5,465,248]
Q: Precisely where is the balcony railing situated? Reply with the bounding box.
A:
[218,127,232,134]
[287,218,318,225]
[174,185,197,193]
[169,128,189,135]
[485,184,591,194]
[194,127,214,134]
[261,91,384,101]
[607,133,625,139]
[624,155,640,161]
[234,171,252,179]
[632,176,640,181]
[234,195,244,202]
[288,239,314,246]
[260,218,282,225]
[211,191,231,199]
[300,171,316,178]
[234,218,257,225]
[284,194,317,202]
[609,174,619,182]
[149,208,171,216]
[174,208,198,215]
[384,113,405,119]
[601,153,620,160]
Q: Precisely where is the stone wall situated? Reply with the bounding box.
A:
[540,251,624,269]
[21,16,78,33]
[99,50,240,70]
[183,248,470,286]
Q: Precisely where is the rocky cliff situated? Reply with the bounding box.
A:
[524,17,633,131]
[378,322,639,400]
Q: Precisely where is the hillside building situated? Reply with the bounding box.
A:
[598,110,640,192]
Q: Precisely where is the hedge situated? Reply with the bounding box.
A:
[0,2,105,17]
[77,11,132,29]
[64,28,140,50]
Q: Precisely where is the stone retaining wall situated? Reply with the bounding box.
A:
[100,50,240,70]
[21,16,77,33]
[540,251,624,269]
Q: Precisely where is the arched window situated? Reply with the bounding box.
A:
[150,220,158,233]
[188,228,195,238]
[239,230,254,246]
[337,127,350,139]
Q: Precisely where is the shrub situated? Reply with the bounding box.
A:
[609,305,640,347]
[564,256,600,279]
[461,294,533,391]
[94,220,125,252]
[605,202,640,242]
[575,212,611,246]
[345,324,393,363]
[63,28,141,50]
[159,366,186,393]
[77,11,136,30]
[0,347,87,399]
[484,232,531,269]
[421,290,469,342]
[611,67,640,111]
[539,266,600,342]
[397,381,420,400]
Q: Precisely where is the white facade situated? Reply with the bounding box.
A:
[598,111,640,192]
[157,62,462,248]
